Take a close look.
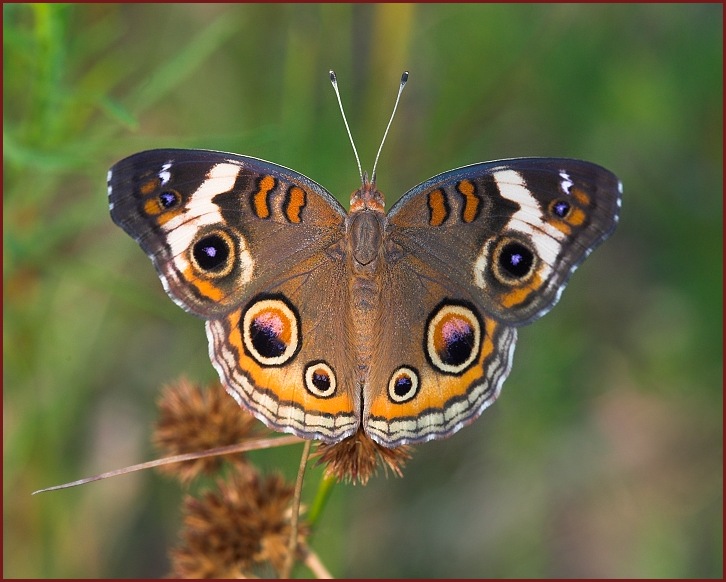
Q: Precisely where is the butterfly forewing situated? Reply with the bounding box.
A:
[387,158,622,325]
[108,149,347,319]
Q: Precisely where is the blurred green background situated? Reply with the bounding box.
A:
[4,3,722,578]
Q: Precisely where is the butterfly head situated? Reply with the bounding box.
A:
[350,171,385,214]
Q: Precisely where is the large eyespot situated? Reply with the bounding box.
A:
[191,229,235,277]
[304,361,337,398]
[388,366,420,403]
[492,237,536,284]
[241,295,301,367]
[425,301,482,375]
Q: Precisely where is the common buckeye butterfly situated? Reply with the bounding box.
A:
[108,72,621,448]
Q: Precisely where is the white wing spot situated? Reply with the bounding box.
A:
[559,170,574,195]
[159,162,172,186]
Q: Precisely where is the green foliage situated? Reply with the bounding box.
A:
[4,3,722,578]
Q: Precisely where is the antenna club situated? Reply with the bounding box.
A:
[401,71,409,83]
[329,70,337,84]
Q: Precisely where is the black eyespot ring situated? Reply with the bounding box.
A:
[241,294,301,367]
[190,229,236,277]
[550,199,571,219]
[424,301,482,375]
[491,237,536,283]
[498,241,533,279]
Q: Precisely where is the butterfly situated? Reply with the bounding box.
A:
[107,72,621,448]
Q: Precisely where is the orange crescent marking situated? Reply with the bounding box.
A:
[253,175,276,219]
[144,197,183,224]
[427,189,448,226]
[500,272,544,308]
[140,179,159,195]
[156,208,183,225]
[548,218,573,235]
[284,186,306,223]
[184,266,224,301]
[572,187,591,206]
[301,391,356,415]
[567,207,586,227]
[457,179,480,223]
[143,198,162,216]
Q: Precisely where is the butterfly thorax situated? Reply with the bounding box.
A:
[347,178,387,273]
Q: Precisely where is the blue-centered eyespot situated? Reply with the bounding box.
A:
[388,366,420,403]
[550,199,571,219]
[304,361,337,398]
[192,232,233,273]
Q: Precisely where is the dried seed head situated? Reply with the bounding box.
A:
[169,469,307,578]
[314,429,413,485]
[153,377,265,483]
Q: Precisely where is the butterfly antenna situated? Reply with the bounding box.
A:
[329,70,364,185]
[371,70,408,184]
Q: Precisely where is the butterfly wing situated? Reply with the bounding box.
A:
[108,149,360,442]
[361,253,518,446]
[387,158,622,325]
[361,158,621,446]
[205,257,361,443]
[108,149,348,318]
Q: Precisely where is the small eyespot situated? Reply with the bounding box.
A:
[550,199,571,219]
[388,366,420,403]
[304,361,337,398]
[241,295,301,367]
[159,190,180,209]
